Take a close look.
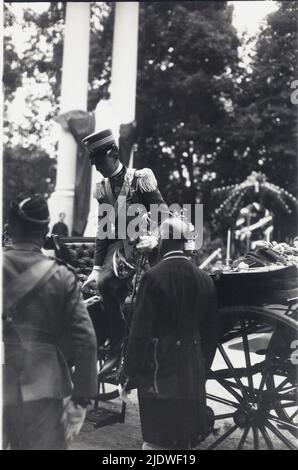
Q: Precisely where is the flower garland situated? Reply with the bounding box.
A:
[214,171,298,218]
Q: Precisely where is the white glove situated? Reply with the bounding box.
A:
[82,267,110,291]
[61,399,86,445]
[82,268,101,290]
[136,235,158,253]
[118,384,131,403]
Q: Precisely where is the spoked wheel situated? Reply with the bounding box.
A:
[204,306,298,450]
[265,321,298,439]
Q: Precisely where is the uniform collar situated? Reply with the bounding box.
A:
[162,250,188,260]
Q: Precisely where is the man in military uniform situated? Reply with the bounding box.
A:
[3,194,98,450]
[82,129,168,368]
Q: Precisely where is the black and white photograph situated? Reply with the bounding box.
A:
[1,0,298,453]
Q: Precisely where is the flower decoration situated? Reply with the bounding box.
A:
[214,171,298,219]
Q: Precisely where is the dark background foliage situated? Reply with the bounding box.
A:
[3,1,297,242]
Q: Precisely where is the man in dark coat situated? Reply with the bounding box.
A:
[51,212,69,237]
[120,218,219,450]
[82,129,168,369]
[3,194,98,450]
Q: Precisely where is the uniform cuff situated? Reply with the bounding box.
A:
[71,397,90,408]
[93,266,102,272]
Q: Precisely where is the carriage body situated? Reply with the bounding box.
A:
[212,265,298,310]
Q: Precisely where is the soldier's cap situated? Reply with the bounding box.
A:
[9,194,50,226]
[81,129,118,164]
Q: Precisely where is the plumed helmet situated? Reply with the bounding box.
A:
[160,217,189,241]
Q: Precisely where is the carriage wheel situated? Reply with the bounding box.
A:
[95,348,120,404]
[204,305,298,450]
[265,320,297,439]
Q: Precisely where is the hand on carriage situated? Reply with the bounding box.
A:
[136,235,158,253]
[82,267,111,292]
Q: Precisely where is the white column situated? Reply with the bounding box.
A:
[111,2,139,140]
[48,2,90,233]
[84,2,139,236]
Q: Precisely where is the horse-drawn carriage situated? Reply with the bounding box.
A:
[47,236,298,450]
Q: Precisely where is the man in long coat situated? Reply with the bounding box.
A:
[120,218,219,450]
[3,194,98,450]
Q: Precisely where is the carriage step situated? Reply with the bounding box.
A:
[98,370,119,385]
[86,403,126,428]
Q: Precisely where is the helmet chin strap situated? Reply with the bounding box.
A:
[110,161,123,178]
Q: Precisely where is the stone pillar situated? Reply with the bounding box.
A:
[111,2,139,138]
[48,2,90,233]
[84,2,139,236]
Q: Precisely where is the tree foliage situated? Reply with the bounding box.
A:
[218,1,297,195]
[3,1,297,239]
[134,1,240,214]
[2,146,56,223]
[3,4,23,99]
[210,1,298,237]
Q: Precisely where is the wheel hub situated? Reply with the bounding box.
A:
[233,403,265,428]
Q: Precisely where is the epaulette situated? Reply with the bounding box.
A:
[135,168,157,192]
[93,180,105,200]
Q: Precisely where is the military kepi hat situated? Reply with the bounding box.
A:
[81,129,117,163]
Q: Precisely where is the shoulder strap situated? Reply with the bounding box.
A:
[4,257,58,314]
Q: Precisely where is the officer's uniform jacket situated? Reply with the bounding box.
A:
[93,166,168,267]
[3,242,98,405]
